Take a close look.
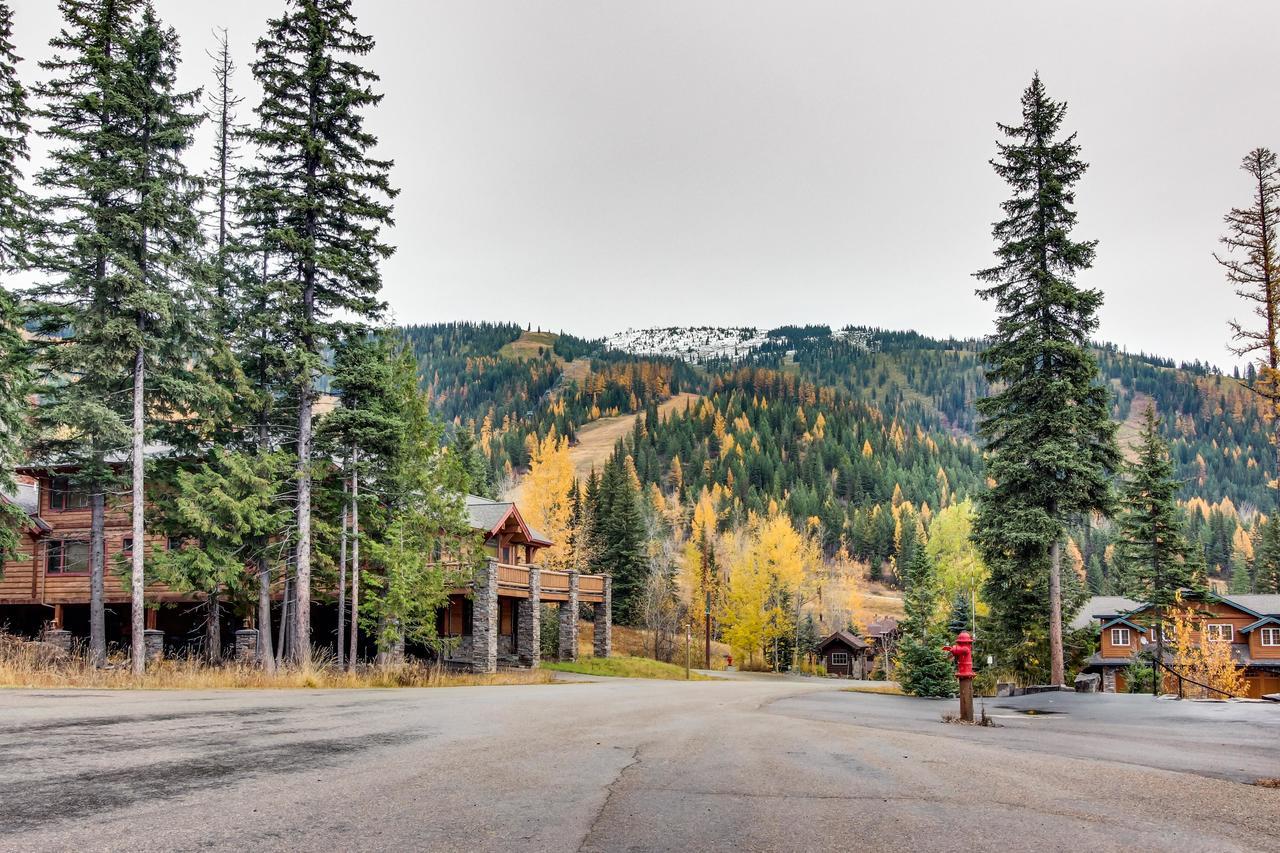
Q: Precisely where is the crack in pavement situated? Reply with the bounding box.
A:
[577,744,642,853]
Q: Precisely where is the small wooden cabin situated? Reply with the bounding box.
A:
[816,630,873,678]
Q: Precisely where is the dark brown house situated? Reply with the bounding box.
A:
[816,629,873,678]
[0,472,612,672]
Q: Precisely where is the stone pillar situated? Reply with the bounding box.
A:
[144,629,165,664]
[558,569,579,662]
[517,566,541,668]
[593,575,612,658]
[1102,667,1117,694]
[235,629,258,662]
[472,558,499,673]
[43,628,72,655]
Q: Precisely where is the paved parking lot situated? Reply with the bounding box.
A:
[1,679,1276,851]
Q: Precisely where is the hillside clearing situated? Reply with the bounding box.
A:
[505,391,701,502]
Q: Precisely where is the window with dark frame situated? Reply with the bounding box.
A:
[48,476,89,512]
[47,539,90,574]
[122,537,133,556]
[1205,623,1234,643]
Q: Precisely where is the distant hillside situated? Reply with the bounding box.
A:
[399,321,1276,592]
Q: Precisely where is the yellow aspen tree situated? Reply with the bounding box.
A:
[522,430,575,567]
[1065,538,1086,581]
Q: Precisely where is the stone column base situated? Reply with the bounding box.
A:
[144,629,165,664]
[43,628,72,654]
[593,576,612,658]
[235,629,259,662]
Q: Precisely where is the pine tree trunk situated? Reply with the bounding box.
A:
[130,343,146,676]
[294,384,313,666]
[205,589,221,664]
[257,553,275,673]
[88,488,106,667]
[337,465,348,670]
[348,448,359,670]
[1048,538,1065,686]
[276,575,289,669]
[256,400,275,672]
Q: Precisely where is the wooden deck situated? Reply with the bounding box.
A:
[491,563,607,603]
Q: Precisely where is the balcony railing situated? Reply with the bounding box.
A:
[486,562,607,602]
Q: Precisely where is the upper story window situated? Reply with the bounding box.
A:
[1205,623,1234,643]
[47,539,89,574]
[1110,627,1131,647]
[48,476,90,512]
[1260,627,1280,647]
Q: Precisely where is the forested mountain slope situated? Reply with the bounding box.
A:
[402,322,1276,592]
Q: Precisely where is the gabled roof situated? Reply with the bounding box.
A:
[817,629,869,653]
[1074,592,1279,631]
[464,495,552,547]
[1228,595,1280,617]
[1099,616,1147,632]
[1068,596,1141,630]
[865,617,899,638]
[17,443,175,472]
[1240,615,1280,634]
[1,481,50,534]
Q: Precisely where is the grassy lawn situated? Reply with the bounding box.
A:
[545,656,714,680]
[841,683,905,696]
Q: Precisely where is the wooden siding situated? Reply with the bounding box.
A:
[1248,627,1280,660]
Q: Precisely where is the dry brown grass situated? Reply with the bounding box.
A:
[0,634,554,690]
[1253,778,1280,789]
[585,622,732,669]
[841,683,905,695]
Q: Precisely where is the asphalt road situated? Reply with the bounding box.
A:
[1,677,1277,852]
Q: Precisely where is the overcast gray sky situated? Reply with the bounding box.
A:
[12,1,1280,367]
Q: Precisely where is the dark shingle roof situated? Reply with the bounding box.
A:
[464,494,551,545]
[817,629,869,653]
[1069,596,1141,630]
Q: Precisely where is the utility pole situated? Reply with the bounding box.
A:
[685,621,692,680]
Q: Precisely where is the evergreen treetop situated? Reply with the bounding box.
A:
[1115,405,1199,608]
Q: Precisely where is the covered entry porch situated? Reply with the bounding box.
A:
[441,561,611,672]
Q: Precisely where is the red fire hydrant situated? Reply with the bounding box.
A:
[943,631,975,722]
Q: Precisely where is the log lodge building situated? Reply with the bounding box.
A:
[1074,592,1280,698]
[0,467,610,672]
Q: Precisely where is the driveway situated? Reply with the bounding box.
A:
[1,679,1275,851]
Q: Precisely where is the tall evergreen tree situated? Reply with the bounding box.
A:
[30,0,144,666]
[946,590,973,638]
[318,332,402,665]
[1115,404,1199,691]
[247,0,397,666]
[203,26,242,322]
[972,74,1119,685]
[1254,516,1280,594]
[596,456,649,624]
[118,5,209,674]
[355,341,473,662]
[897,547,957,698]
[0,1,31,559]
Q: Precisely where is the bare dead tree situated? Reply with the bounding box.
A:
[1218,148,1280,419]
